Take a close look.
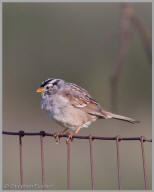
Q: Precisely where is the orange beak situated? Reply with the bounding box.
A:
[36,88,44,93]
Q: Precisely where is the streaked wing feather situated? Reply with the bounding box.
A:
[64,83,106,118]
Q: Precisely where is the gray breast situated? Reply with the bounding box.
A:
[41,94,68,117]
[41,97,53,111]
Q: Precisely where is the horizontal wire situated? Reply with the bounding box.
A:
[2,131,152,142]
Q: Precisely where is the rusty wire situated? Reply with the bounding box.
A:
[116,136,122,190]
[67,142,71,190]
[3,130,152,190]
[19,131,24,190]
[3,131,152,142]
[140,136,148,190]
[40,131,46,190]
[89,135,95,190]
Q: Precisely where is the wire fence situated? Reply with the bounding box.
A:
[3,130,152,190]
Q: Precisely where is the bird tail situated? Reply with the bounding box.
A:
[101,110,140,124]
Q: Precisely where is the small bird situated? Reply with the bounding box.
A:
[36,78,139,142]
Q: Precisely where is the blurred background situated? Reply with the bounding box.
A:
[3,2,152,190]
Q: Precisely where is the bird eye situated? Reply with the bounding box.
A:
[46,86,49,89]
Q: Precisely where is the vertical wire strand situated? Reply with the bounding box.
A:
[19,133,24,190]
[40,133,45,190]
[89,135,95,190]
[116,136,122,190]
[67,142,71,190]
[140,136,148,190]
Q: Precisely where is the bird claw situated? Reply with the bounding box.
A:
[53,132,61,144]
[66,133,74,143]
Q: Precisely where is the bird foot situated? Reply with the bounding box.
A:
[53,132,62,143]
[66,132,74,143]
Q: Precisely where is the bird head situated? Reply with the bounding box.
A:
[36,78,64,95]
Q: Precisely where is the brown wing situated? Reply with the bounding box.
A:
[63,82,107,118]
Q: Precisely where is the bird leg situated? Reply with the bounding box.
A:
[66,125,82,143]
[54,128,69,143]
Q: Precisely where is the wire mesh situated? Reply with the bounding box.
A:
[19,133,24,190]
[3,130,152,190]
[67,142,71,190]
[116,136,122,190]
[140,136,149,190]
[40,132,45,190]
[89,135,95,190]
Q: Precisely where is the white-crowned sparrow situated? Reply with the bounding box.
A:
[36,78,139,142]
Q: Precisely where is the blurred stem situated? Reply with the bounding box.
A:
[130,9,152,64]
[110,3,152,112]
[110,4,131,112]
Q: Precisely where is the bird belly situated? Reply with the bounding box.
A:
[41,96,97,131]
[53,105,96,131]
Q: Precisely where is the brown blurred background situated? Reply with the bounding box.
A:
[3,2,152,190]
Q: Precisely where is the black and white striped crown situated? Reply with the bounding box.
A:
[40,78,61,87]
